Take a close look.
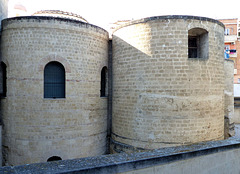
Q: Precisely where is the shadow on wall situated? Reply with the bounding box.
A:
[111,20,224,152]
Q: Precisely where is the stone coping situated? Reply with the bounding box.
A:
[1,16,108,34]
[1,138,240,173]
[113,15,225,33]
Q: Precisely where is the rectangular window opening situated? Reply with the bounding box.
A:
[188,37,198,58]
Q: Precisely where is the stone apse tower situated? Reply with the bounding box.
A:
[0,3,232,166]
[111,16,226,152]
[1,16,108,165]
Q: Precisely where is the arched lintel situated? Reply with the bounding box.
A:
[188,27,208,36]
[1,59,9,69]
[38,55,71,73]
[99,61,108,74]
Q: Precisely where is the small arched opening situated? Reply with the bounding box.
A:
[44,61,65,98]
[188,28,209,59]
[47,156,62,162]
[100,66,108,97]
[1,62,7,97]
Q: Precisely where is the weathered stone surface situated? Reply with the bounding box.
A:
[112,16,225,151]
[0,15,233,167]
[0,16,109,166]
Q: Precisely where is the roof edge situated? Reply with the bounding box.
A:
[1,16,108,34]
[113,15,224,33]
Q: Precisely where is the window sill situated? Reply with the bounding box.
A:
[188,57,208,60]
[43,98,66,100]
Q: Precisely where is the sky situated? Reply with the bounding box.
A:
[8,0,240,30]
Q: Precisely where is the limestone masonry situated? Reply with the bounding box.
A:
[111,16,226,152]
[0,2,234,166]
[1,16,108,165]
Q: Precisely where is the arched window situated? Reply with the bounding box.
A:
[100,66,108,97]
[1,62,7,97]
[44,61,65,98]
[188,28,209,59]
[47,156,62,162]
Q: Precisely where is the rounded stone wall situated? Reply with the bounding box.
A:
[1,16,109,165]
[111,16,225,152]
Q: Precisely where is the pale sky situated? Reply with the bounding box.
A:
[8,0,240,30]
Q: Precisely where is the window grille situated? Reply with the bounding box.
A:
[44,61,65,98]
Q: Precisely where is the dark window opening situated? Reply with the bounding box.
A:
[188,28,209,59]
[1,62,7,97]
[188,37,198,58]
[44,61,65,98]
[100,66,108,97]
[47,156,62,162]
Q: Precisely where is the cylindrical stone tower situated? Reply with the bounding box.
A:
[1,16,109,165]
[111,16,225,152]
[0,0,8,167]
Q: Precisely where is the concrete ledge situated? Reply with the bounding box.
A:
[1,138,240,174]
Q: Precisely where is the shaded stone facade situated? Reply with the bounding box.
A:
[111,16,226,152]
[0,13,233,166]
[1,16,108,165]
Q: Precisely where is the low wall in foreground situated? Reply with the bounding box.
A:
[1,138,240,174]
